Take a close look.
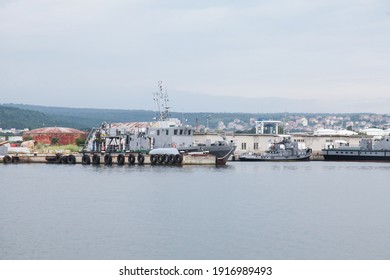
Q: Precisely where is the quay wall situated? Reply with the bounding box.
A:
[1,153,216,165]
[1,134,368,164]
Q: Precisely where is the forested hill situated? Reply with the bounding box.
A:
[2,103,350,131]
[2,103,291,130]
[2,104,157,129]
[0,105,55,129]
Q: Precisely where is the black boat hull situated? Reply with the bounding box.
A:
[239,154,311,162]
[323,155,390,161]
[322,148,390,161]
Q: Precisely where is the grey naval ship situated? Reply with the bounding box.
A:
[81,82,236,165]
[239,135,312,161]
[322,135,390,161]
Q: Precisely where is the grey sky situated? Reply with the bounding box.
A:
[1,0,389,113]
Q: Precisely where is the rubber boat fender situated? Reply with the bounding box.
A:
[174,154,183,164]
[117,154,125,165]
[11,156,20,163]
[92,154,100,165]
[137,154,145,164]
[3,155,11,164]
[128,154,136,164]
[82,154,91,165]
[168,154,175,164]
[163,154,169,164]
[150,154,157,165]
[55,153,62,163]
[68,154,76,164]
[61,155,69,164]
[157,154,164,164]
[104,154,112,165]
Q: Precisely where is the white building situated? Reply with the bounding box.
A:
[298,117,308,127]
[313,128,358,136]
[255,120,282,135]
[360,128,389,136]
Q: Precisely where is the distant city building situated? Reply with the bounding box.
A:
[0,128,29,134]
[255,120,282,135]
[313,128,358,136]
[8,136,23,142]
[360,128,389,136]
[217,121,226,131]
[298,117,308,127]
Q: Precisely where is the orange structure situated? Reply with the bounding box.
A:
[23,127,87,145]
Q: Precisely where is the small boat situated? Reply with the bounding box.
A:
[239,135,312,161]
[322,135,390,161]
[178,140,236,165]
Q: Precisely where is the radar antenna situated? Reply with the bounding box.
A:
[153,80,170,121]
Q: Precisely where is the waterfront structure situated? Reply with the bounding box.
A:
[23,127,87,145]
[313,128,358,136]
[255,120,282,135]
[359,128,389,136]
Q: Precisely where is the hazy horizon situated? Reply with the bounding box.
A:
[1,0,389,113]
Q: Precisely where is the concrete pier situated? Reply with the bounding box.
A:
[1,153,217,165]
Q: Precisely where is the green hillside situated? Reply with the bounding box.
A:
[0,105,55,130]
[3,103,290,129]
[2,103,366,132]
[3,104,157,129]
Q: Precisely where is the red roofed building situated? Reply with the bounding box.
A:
[23,127,87,145]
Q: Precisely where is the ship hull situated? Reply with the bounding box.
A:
[323,153,390,161]
[322,149,390,161]
[180,145,236,165]
[239,154,311,162]
[323,154,390,161]
[322,136,390,162]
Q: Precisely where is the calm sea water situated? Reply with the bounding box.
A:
[1,161,390,260]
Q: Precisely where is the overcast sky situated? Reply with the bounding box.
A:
[1,0,389,113]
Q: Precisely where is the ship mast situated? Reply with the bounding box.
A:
[153,80,170,121]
